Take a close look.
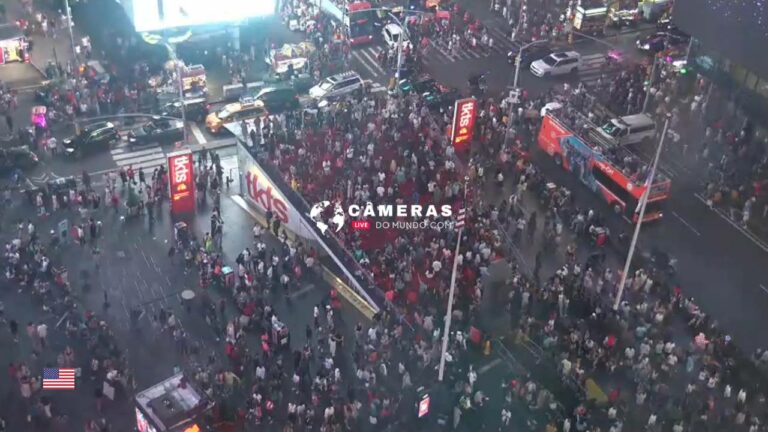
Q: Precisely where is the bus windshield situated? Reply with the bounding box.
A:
[349,18,374,38]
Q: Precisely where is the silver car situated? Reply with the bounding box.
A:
[308,71,365,100]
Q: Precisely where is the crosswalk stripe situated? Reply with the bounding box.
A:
[359,48,385,75]
[113,153,166,166]
[110,146,163,157]
[429,40,454,60]
[122,160,167,172]
[111,147,164,159]
[352,51,380,77]
[582,53,606,61]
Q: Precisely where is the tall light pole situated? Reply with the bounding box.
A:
[437,181,468,382]
[613,117,670,310]
[641,54,659,114]
[63,0,78,62]
[165,43,189,144]
[504,39,547,145]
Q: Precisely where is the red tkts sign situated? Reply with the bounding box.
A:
[244,170,289,224]
[168,150,195,214]
[451,98,478,152]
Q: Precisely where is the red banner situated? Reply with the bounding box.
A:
[168,150,195,214]
[451,98,477,152]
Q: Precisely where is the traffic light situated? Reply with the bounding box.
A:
[679,67,688,75]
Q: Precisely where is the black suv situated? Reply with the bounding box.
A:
[62,122,119,157]
[242,87,300,112]
[160,97,209,123]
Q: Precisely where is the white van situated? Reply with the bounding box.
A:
[597,113,656,146]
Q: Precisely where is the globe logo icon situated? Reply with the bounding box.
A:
[309,201,346,235]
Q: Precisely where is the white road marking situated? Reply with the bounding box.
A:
[761,284,768,294]
[671,211,702,236]
[359,48,386,75]
[190,123,207,144]
[478,358,502,375]
[352,50,380,77]
[287,283,317,299]
[429,40,454,60]
[111,146,163,158]
[694,193,768,254]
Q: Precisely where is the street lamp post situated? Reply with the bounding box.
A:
[642,54,659,114]
[437,180,469,382]
[504,39,547,144]
[165,43,189,144]
[63,0,78,62]
[613,117,670,310]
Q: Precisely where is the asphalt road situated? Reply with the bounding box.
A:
[0,174,366,430]
[1,0,767,408]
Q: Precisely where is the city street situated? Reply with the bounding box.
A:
[0,171,366,430]
[0,0,767,430]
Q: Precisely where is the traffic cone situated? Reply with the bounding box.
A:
[483,339,492,356]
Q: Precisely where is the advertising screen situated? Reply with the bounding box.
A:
[129,0,277,32]
[450,98,478,152]
[673,0,768,77]
[236,145,318,241]
[168,150,195,214]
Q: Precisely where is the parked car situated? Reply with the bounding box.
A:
[382,23,412,51]
[127,117,185,148]
[394,76,458,109]
[530,51,582,77]
[0,146,39,173]
[62,122,119,157]
[242,87,300,112]
[205,100,269,134]
[308,71,366,101]
[636,30,689,53]
[159,97,209,123]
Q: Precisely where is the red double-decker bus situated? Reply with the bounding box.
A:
[345,2,377,45]
[537,114,671,222]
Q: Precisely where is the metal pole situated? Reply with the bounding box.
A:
[438,182,469,381]
[684,37,694,63]
[395,25,403,81]
[642,55,658,114]
[63,0,78,62]
[513,52,522,89]
[167,43,188,144]
[437,224,464,381]
[613,118,669,310]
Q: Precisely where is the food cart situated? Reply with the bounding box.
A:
[271,318,290,349]
[135,373,213,432]
[181,64,207,95]
[0,23,29,64]
[266,42,316,75]
[572,5,607,35]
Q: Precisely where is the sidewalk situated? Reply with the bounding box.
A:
[3,0,80,78]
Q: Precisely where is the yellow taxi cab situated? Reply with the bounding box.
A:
[205,100,268,134]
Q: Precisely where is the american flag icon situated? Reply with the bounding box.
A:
[43,368,76,390]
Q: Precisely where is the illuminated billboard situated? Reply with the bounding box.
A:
[127,0,277,32]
